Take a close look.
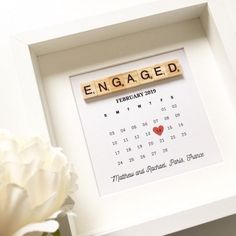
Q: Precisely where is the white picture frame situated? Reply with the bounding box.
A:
[11,0,236,235]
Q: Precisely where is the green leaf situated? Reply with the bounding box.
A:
[42,230,61,236]
[53,230,61,236]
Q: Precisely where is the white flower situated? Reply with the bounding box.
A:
[0,130,77,236]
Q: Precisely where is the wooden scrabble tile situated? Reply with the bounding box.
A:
[122,70,140,89]
[151,63,167,81]
[80,81,97,100]
[137,67,155,84]
[94,78,112,96]
[107,74,126,93]
[164,59,183,78]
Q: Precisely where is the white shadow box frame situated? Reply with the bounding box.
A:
[12,0,236,235]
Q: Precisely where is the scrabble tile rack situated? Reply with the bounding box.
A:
[12,0,236,235]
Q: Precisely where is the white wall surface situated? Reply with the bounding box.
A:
[1,0,236,235]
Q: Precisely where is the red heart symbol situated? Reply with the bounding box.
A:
[153,125,164,136]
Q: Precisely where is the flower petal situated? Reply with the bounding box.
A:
[25,169,64,207]
[0,184,32,236]
[29,192,64,223]
[19,139,48,164]
[13,220,59,236]
[0,161,39,187]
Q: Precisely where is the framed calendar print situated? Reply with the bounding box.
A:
[70,49,221,195]
[13,0,236,235]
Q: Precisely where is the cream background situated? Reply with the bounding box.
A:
[1,0,236,235]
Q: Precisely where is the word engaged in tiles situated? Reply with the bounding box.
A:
[81,59,183,99]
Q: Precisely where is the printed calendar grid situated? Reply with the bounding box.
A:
[104,94,187,169]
